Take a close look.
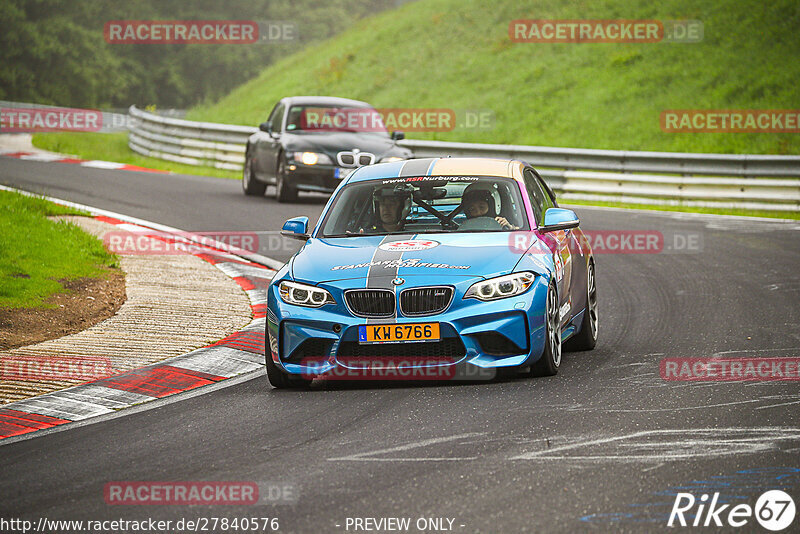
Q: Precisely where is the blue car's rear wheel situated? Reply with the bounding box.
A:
[530,282,561,377]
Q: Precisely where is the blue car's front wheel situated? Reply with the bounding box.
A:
[265,356,310,389]
[530,282,561,377]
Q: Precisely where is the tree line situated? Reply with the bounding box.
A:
[0,0,398,109]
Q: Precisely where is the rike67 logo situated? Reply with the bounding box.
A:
[669,490,795,530]
[379,240,439,252]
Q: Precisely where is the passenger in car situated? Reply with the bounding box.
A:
[461,183,519,230]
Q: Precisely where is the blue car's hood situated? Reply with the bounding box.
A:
[291,233,533,283]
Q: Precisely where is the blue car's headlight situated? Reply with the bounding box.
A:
[279,281,335,307]
[464,272,536,301]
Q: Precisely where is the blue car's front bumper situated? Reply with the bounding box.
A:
[266,274,554,380]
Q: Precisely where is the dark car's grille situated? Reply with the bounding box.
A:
[337,337,466,359]
[345,289,395,317]
[337,151,375,167]
[400,287,453,316]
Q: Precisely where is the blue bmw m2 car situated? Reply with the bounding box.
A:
[265,157,597,388]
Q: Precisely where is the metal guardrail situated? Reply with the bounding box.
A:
[401,139,800,178]
[128,106,253,171]
[127,106,800,211]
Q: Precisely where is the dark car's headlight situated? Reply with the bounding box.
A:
[379,156,405,163]
[279,281,335,307]
[464,272,536,301]
[289,152,334,165]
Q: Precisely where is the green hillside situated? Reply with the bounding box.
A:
[189,0,800,154]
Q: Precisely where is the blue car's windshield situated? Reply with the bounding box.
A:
[319,176,530,237]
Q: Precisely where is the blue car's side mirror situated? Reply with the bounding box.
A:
[539,208,580,233]
[281,216,309,241]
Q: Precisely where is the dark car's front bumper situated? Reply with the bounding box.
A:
[285,162,357,194]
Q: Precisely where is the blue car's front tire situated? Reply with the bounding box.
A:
[265,356,310,389]
[530,282,561,377]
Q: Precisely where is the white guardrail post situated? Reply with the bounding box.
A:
[127,106,800,212]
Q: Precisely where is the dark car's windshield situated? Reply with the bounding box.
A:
[319,176,530,237]
[286,104,389,136]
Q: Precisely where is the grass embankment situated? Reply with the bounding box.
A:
[190,0,800,155]
[0,190,119,308]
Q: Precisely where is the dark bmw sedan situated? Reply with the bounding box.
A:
[242,96,414,202]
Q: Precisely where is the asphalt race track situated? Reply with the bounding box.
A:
[2,157,800,532]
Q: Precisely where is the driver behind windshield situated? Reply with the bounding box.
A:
[360,186,412,233]
[461,183,519,230]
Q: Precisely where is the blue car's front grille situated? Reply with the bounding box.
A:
[345,289,395,317]
[400,286,453,316]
